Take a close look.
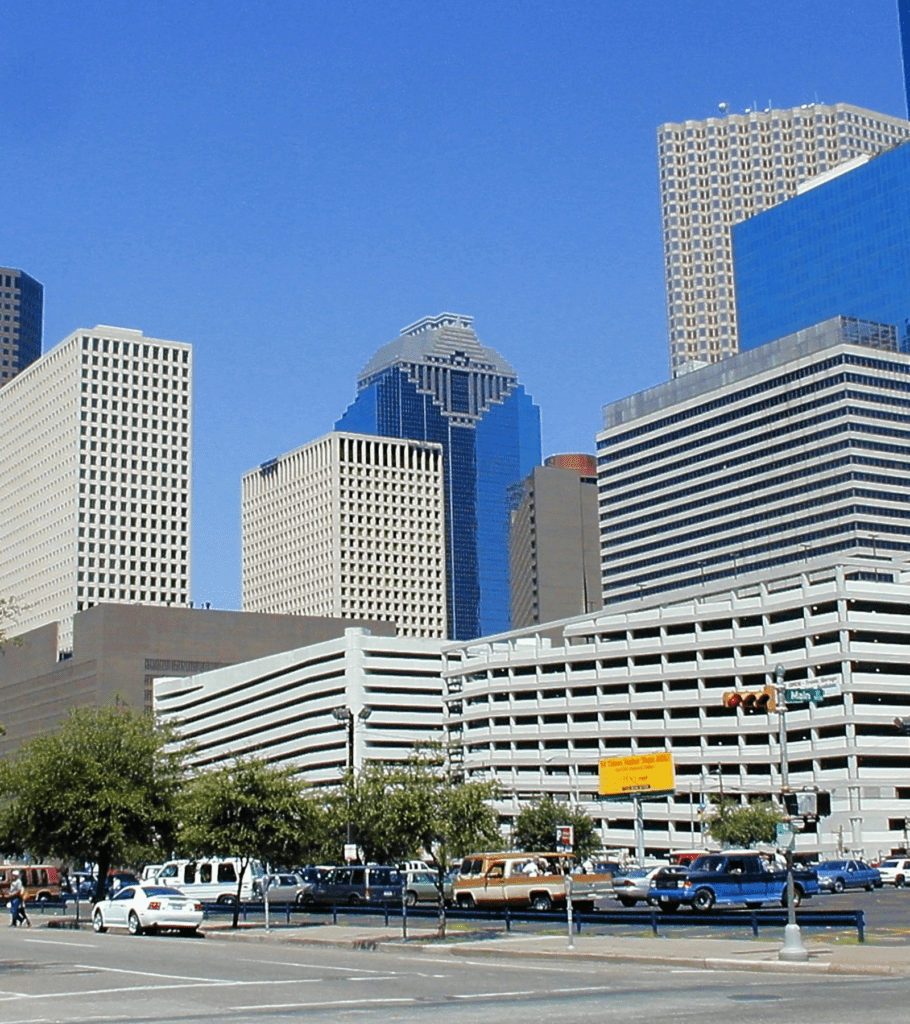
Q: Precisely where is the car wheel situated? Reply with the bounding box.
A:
[180,927,199,936]
[217,894,239,906]
[692,888,715,912]
[865,883,875,892]
[658,900,680,913]
[127,912,144,936]
[530,893,552,912]
[456,893,475,910]
[618,896,637,908]
[37,893,51,903]
[782,886,803,908]
[347,894,362,906]
[92,911,106,933]
[404,891,418,908]
[896,875,905,888]
[832,878,845,894]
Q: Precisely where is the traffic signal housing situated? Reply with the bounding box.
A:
[721,685,777,712]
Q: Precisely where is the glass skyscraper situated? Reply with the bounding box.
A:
[901,1,910,117]
[734,141,910,353]
[336,313,541,640]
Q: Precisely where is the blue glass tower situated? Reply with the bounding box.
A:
[734,141,910,353]
[901,1,910,118]
[336,314,541,640]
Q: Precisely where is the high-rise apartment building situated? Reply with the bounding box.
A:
[0,325,192,646]
[509,454,601,629]
[734,140,910,352]
[0,267,43,386]
[597,315,910,606]
[658,103,910,376]
[242,431,447,638]
[336,314,541,640]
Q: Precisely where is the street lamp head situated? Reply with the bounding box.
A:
[358,707,373,721]
[332,707,352,722]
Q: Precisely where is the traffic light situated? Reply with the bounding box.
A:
[721,685,777,712]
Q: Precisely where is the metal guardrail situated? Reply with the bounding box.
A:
[197,900,867,942]
[39,898,867,942]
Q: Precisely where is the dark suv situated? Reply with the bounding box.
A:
[302,865,403,907]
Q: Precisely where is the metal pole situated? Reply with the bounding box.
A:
[634,795,645,865]
[776,664,808,962]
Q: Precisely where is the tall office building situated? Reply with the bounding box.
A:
[900,1,910,117]
[597,315,910,606]
[336,313,541,640]
[0,325,192,646]
[509,454,601,629]
[0,267,43,386]
[242,431,447,638]
[734,140,910,352]
[658,103,910,376]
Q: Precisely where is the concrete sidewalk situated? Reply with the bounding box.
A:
[196,919,910,976]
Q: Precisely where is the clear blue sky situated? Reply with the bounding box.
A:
[3,1,907,609]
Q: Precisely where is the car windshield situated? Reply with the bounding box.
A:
[141,886,186,897]
[881,860,900,867]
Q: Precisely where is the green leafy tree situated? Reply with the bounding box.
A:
[513,794,599,860]
[177,759,317,926]
[0,705,183,899]
[704,798,783,847]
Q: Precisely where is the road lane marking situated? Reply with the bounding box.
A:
[22,938,100,948]
[232,998,415,1010]
[244,958,387,974]
[452,986,612,1000]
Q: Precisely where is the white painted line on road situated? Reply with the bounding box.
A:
[452,986,612,1000]
[0,977,327,1003]
[410,955,605,974]
[22,938,100,948]
[74,963,229,983]
[244,957,387,974]
[232,998,415,1010]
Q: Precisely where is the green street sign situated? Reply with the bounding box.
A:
[785,687,825,703]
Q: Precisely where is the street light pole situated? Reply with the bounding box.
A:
[775,664,809,963]
[332,706,372,851]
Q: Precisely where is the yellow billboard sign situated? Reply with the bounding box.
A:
[599,752,675,799]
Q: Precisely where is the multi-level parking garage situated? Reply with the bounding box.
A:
[443,560,910,862]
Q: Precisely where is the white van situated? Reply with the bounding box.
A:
[157,858,264,904]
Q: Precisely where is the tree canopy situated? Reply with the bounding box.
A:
[0,705,183,900]
[704,798,783,847]
[322,752,501,870]
[177,758,318,924]
[513,794,599,859]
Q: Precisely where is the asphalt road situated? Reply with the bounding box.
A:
[1,926,908,1024]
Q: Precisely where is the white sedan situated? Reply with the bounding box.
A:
[92,885,203,936]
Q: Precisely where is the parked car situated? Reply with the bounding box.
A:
[402,870,452,907]
[453,852,613,912]
[92,884,203,936]
[877,857,910,887]
[0,865,62,904]
[611,865,686,907]
[815,860,882,893]
[648,852,818,912]
[301,865,403,907]
[156,857,264,904]
[256,873,307,903]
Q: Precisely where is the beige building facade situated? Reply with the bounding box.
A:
[0,325,192,648]
[242,431,447,638]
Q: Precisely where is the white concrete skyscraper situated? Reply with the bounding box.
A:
[658,102,910,377]
[0,325,192,647]
[242,431,447,638]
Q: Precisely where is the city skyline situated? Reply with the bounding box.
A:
[3,0,908,611]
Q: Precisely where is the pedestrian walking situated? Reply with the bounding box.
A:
[8,871,29,928]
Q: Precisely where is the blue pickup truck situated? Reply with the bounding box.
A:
[648,852,818,912]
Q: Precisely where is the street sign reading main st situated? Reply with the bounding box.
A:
[785,675,842,704]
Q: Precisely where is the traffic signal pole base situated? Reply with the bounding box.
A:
[778,923,809,962]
